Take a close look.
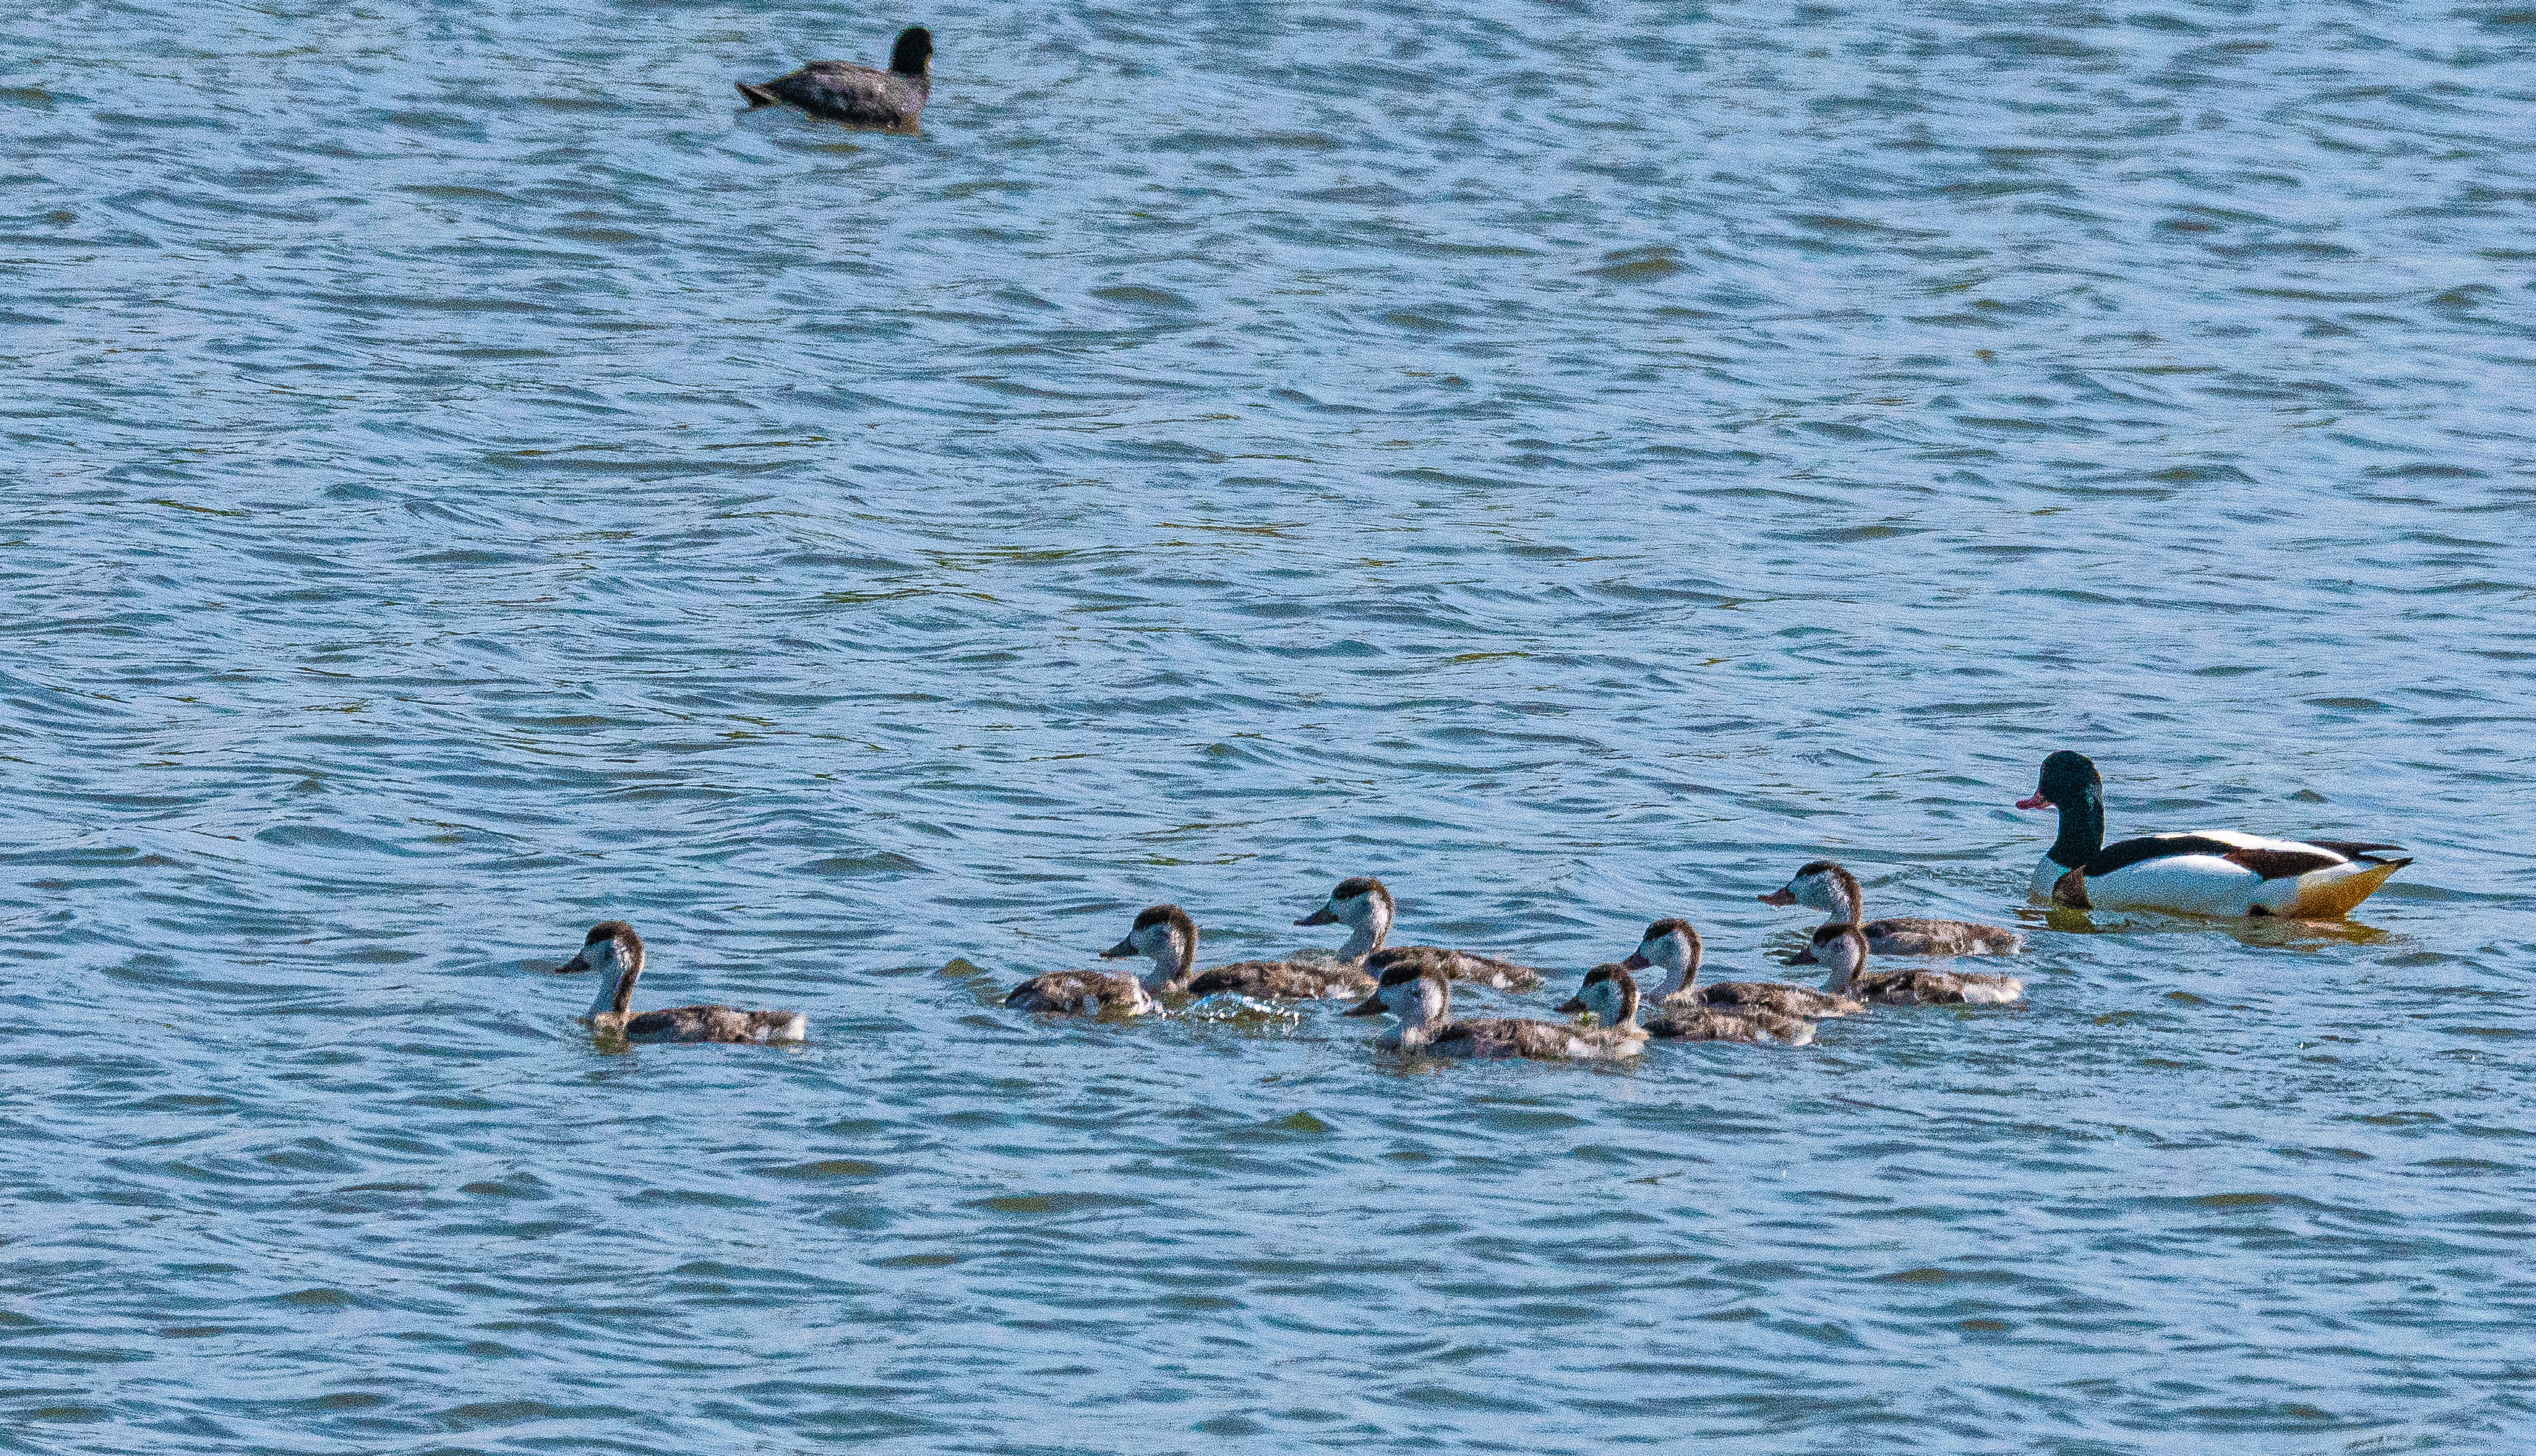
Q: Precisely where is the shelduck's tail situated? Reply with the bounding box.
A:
[737,81,780,106]
[2287,857,2411,919]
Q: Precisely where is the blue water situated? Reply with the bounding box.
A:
[4,0,2533,1450]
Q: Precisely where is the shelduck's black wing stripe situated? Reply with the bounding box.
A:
[2304,839,2407,861]
[2081,835,2242,876]
[2222,847,2348,880]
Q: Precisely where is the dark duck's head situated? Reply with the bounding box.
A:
[890,26,934,78]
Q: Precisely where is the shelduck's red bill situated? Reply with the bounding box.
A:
[1758,888,1796,906]
[1342,992,1385,1017]
[1100,938,1137,959]
[2015,792,2051,810]
[1621,951,1650,971]
[1294,907,1338,926]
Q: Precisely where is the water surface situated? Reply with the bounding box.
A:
[4,0,2534,1450]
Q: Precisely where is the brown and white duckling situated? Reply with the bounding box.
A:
[553,921,807,1043]
[1810,922,2023,1005]
[1003,905,1174,1015]
[1003,904,1368,1014]
[1762,860,2022,959]
[1626,918,1864,1020]
[1131,902,1373,1000]
[1559,963,1814,1045]
[1294,875,1543,990]
[1345,948,1645,1061]
[737,26,933,130]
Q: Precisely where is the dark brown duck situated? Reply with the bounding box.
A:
[739,26,933,130]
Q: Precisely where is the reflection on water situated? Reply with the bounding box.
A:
[2039,905,2402,951]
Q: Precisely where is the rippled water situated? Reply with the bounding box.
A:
[5,0,2534,1449]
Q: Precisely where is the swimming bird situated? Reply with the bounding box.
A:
[1132,902,1374,1000]
[552,921,807,1043]
[1294,876,1543,990]
[737,26,933,129]
[1809,922,2022,1006]
[1003,904,1367,1014]
[1003,905,1175,1016]
[1625,918,1864,1020]
[2018,750,2410,917]
[1345,948,1645,1061]
[1559,963,1814,1045]
[1762,860,2021,959]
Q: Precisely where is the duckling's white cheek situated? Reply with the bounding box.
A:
[584,970,623,1019]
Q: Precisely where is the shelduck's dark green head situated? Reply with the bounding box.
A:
[2018,750,2102,812]
[2020,751,2109,868]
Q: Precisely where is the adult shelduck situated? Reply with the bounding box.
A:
[2017,750,2409,918]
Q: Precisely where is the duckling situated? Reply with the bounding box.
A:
[1003,905,1175,1015]
[1762,860,2022,959]
[737,25,933,130]
[1559,963,1814,1045]
[1626,918,1864,1020]
[1003,904,1367,1014]
[553,921,807,1043]
[1294,876,1543,990]
[1129,903,1374,1000]
[1344,948,1645,1061]
[1809,922,2023,1005]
